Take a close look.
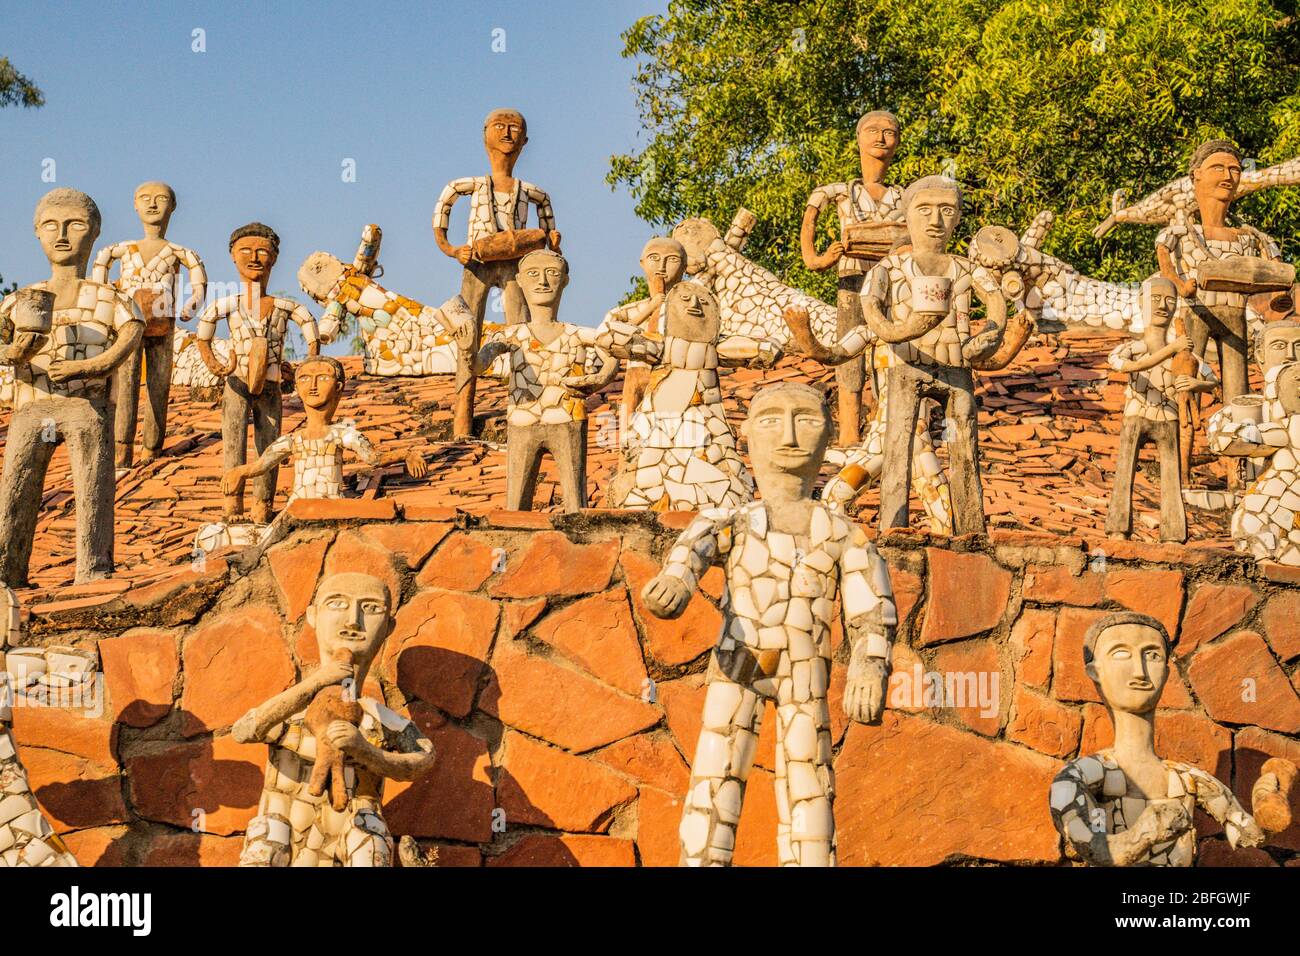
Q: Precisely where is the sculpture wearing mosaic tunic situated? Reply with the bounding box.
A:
[642,383,896,866]
[0,189,144,586]
[1049,612,1294,866]
[234,572,436,867]
[92,181,207,468]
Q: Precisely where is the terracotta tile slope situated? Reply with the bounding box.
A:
[0,330,1236,597]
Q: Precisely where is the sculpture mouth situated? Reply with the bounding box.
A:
[1127,679,1154,690]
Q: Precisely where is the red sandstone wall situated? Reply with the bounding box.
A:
[14,501,1300,866]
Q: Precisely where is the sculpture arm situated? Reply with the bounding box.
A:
[1188,767,1266,849]
[970,309,1035,371]
[962,270,1008,363]
[586,321,662,365]
[90,244,119,284]
[1049,764,1192,866]
[195,300,236,376]
[800,200,843,272]
[641,510,732,619]
[1155,229,1196,297]
[231,669,341,743]
[716,334,782,369]
[341,425,376,464]
[342,711,436,782]
[562,345,618,395]
[1108,340,1179,374]
[432,178,474,261]
[0,332,47,367]
[223,436,292,494]
[50,312,144,382]
[289,302,320,356]
[860,262,950,344]
[839,532,896,723]
[178,247,208,320]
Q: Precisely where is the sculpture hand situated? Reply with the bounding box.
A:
[641,574,692,619]
[1174,375,1202,394]
[1179,278,1197,299]
[548,230,563,253]
[203,353,236,378]
[451,318,477,352]
[220,467,248,496]
[314,658,355,689]
[843,647,888,723]
[1171,335,1192,353]
[404,449,428,479]
[0,332,45,366]
[782,306,834,363]
[46,357,95,383]
[454,244,473,266]
[1138,799,1193,841]
[818,241,845,270]
[324,719,366,755]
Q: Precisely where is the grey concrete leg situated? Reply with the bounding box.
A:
[546,420,588,512]
[1152,418,1188,543]
[141,333,173,458]
[62,396,115,582]
[456,263,493,438]
[222,380,252,516]
[879,365,922,530]
[0,405,58,587]
[499,260,529,326]
[251,386,284,512]
[944,371,986,535]
[1106,416,1144,538]
[506,422,547,511]
[112,339,144,466]
[834,276,866,445]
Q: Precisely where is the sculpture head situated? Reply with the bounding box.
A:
[295,355,345,416]
[307,572,394,679]
[34,188,101,272]
[671,218,721,276]
[484,108,527,159]
[1257,319,1300,373]
[741,382,833,494]
[517,249,568,313]
[133,181,176,231]
[1139,274,1179,331]
[298,251,346,305]
[640,237,687,292]
[663,281,720,342]
[1083,612,1170,716]
[856,110,900,167]
[1190,139,1243,209]
[229,222,280,287]
[901,176,961,253]
[1275,362,1300,416]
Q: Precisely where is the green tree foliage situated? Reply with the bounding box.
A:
[609,1,1300,302]
[0,57,43,108]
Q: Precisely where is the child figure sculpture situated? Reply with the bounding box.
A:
[642,382,896,866]
[92,181,207,468]
[1105,276,1217,543]
[1049,612,1294,866]
[234,572,436,867]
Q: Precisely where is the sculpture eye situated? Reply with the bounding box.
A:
[1109,647,1131,660]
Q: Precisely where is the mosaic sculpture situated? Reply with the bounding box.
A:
[1105,276,1216,543]
[642,383,895,866]
[801,110,906,445]
[454,249,617,511]
[234,572,436,866]
[434,109,560,438]
[1050,612,1295,866]
[0,586,79,867]
[195,223,321,525]
[0,189,144,586]
[601,236,687,419]
[605,281,781,511]
[92,181,207,468]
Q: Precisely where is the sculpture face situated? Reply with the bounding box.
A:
[742,386,832,485]
[1192,150,1242,207]
[232,236,277,285]
[664,281,720,342]
[640,238,686,288]
[297,251,346,304]
[484,110,527,157]
[904,187,960,249]
[36,202,98,269]
[517,252,567,311]
[857,115,900,164]
[307,572,392,675]
[1261,324,1300,372]
[1141,277,1178,330]
[295,360,341,413]
[1279,364,1300,416]
[134,182,175,229]
[1086,623,1168,715]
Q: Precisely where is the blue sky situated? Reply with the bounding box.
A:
[0,0,666,342]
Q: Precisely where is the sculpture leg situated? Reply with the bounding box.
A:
[834,275,866,446]
[774,652,835,867]
[1153,419,1188,543]
[140,333,173,461]
[879,365,922,530]
[912,398,954,534]
[0,405,57,588]
[1105,416,1143,538]
[111,340,144,468]
[548,420,588,512]
[505,423,546,512]
[250,387,283,525]
[239,812,292,867]
[1218,326,1248,407]
[455,262,492,439]
[943,371,986,535]
[678,659,764,866]
[338,806,393,867]
[222,379,252,519]
[498,259,529,326]
[62,396,115,583]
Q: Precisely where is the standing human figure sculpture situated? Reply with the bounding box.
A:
[1105,276,1216,543]
[92,181,207,468]
[1049,612,1294,866]
[606,281,781,511]
[433,109,560,438]
[234,572,436,867]
[600,237,687,421]
[1156,140,1290,407]
[194,223,321,525]
[801,111,907,446]
[0,188,144,586]
[453,249,617,512]
[642,382,896,866]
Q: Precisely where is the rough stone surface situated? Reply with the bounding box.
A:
[1103,568,1184,641]
[496,731,637,832]
[489,532,619,599]
[179,606,295,736]
[1006,687,1082,758]
[1178,583,1259,657]
[919,549,1012,645]
[1188,631,1300,734]
[126,736,264,835]
[382,590,498,718]
[622,549,719,666]
[1261,591,1300,662]
[267,536,331,621]
[416,532,499,591]
[100,628,178,728]
[531,589,648,696]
